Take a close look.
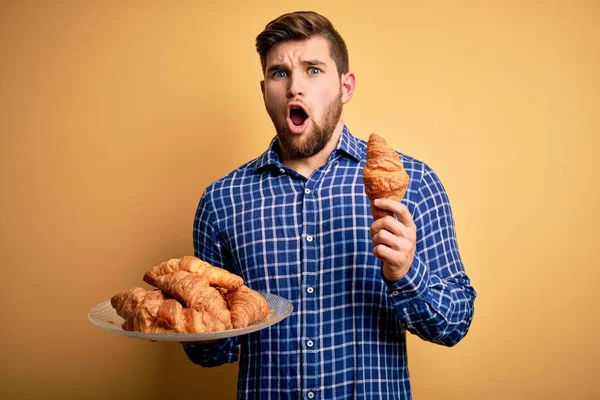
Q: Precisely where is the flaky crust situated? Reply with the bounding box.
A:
[153,271,232,330]
[143,256,243,290]
[110,287,167,331]
[362,133,409,220]
[110,288,213,333]
[110,257,272,334]
[224,285,271,329]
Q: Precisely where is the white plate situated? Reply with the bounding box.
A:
[88,292,293,342]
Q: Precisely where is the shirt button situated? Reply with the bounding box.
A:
[307,392,315,399]
[307,287,314,294]
[279,168,285,174]
[306,235,313,242]
[407,324,414,330]
[307,340,314,347]
[305,188,311,194]
[391,290,399,296]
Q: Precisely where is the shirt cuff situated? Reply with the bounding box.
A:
[383,256,432,330]
[384,255,431,302]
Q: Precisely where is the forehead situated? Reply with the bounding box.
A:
[266,36,334,66]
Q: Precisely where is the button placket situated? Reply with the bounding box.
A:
[300,175,319,398]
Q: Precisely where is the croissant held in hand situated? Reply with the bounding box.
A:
[143,256,243,291]
[225,285,270,329]
[363,133,409,220]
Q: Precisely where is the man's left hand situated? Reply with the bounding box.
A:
[369,198,417,282]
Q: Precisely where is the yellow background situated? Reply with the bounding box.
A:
[1,1,599,399]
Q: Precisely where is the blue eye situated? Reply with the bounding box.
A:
[274,70,288,78]
[309,68,321,75]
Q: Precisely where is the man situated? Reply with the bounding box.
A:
[183,10,476,399]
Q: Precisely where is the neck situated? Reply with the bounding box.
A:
[280,121,345,179]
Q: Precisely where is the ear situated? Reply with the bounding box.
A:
[340,72,356,104]
[260,80,265,97]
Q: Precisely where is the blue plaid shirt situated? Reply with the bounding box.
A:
[184,126,476,399]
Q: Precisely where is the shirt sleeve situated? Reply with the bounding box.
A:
[182,188,240,366]
[183,338,239,367]
[386,164,477,347]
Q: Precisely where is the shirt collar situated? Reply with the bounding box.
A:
[335,125,363,162]
[253,125,363,173]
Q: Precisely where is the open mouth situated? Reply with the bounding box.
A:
[287,104,310,134]
[289,106,308,126]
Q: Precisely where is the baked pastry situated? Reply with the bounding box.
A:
[110,257,272,335]
[110,287,226,333]
[152,271,233,330]
[130,298,206,334]
[362,133,409,220]
[224,285,271,329]
[143,256,243,290]
[110,287,167,330]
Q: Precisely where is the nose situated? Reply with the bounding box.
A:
[286,73,303,98]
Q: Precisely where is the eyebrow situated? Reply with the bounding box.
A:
[266,59,328,75]
[266,64,284,75]
[301,59,327,67]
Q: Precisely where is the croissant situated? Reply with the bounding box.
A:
[110,287,167,330]
[225,285,270,329]
[131,299,189,334]
[152,271,232,330]
[143,256,243,290]
[362,133,410,220]
[110,287,224,333]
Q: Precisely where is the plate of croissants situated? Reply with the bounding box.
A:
[88,256,293,342]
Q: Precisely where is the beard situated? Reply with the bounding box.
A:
[272,92,343,159]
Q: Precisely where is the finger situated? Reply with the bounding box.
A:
[394,203,416,229]
[373,243,401,263]
[372,229,402,250]
[374,199,415,229]
[370,215,407,239]
[373,242,412,266]
[373,232,414,255]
